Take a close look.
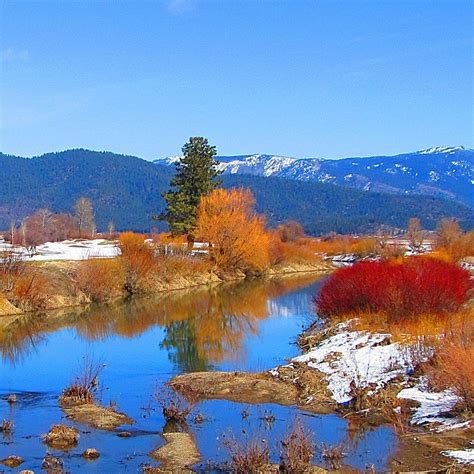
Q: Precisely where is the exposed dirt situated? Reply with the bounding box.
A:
[169,367,335,414]
[389,426,474,472]
[59,396,133,430]
[150,432,200,470]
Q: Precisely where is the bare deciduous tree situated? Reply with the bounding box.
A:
[74,197,95,238]
[407,217,425,254]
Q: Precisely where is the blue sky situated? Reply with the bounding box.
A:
[0,0,472,160]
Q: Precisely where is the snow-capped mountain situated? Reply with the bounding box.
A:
[155,146,474,207]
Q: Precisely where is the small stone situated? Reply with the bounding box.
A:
[0,455,23,467]
[42,456,63,470]
[7,394,17,404]
[117,431,131,438]
[19,470,35,474]
[82,448,100,459]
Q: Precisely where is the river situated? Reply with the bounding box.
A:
[0,274,395,472]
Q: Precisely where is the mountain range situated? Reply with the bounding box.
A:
[0,148,472,235]
[156,146,474,207]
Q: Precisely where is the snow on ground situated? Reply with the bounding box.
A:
[397,377,471,432]
[288,323,409,404]
[0,239,119,261]
[443,444,474,465]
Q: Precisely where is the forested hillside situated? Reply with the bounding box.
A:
[1,149,472,234]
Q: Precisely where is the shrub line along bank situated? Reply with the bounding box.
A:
[0,253,332,318]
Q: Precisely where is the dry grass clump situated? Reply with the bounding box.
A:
[75,258,125,302]
[223,436,270,474]
[43,423,80,449]
[10,273,52,310]
[426,342,474,415]
[321,443,346,469]
[60,358,102,406]
[279,419,314,473]
[0,250,54,310]
[155,388,196,426]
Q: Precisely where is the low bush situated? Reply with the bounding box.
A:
[317,257,471,321]
[270,237,322,266]
[279,419,314,473]
[223,436,270,474]
[118,232,157,293]
[9,272,51,311]
[321,443,346,470]
[155,388,196,426]
[75,258,125,302]
[60,358,102,405]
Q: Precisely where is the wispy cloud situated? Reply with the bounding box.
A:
[165,0,198,15]
[1,48,29,63]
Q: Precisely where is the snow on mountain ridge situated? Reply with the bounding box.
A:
[419,146,465,155]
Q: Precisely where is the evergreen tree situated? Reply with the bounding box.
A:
[159,137,222,241]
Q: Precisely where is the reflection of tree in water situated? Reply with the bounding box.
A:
[0,274,323,367]
[160,320,211,372]
[0,314,47,364]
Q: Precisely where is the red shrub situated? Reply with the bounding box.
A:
[317,257,471,321]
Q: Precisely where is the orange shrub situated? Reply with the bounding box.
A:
[75,258,125,302]
[269,235,322,266]
[197,188,270,273]
[118,232,157,293]
[10,272,51,311]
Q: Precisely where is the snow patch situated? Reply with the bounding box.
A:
[397,377,468,431]
[291,326,408,404]
[442,445,474,465]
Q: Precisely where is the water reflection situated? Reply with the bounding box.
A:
[0,274,322,370]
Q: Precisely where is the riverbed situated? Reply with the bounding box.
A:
[0,274,396,472]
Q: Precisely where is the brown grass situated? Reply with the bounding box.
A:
[60,358,103,406]
[42,424,80,449]
[75,258,125,302]
[223,436,270,474]
[155,388,196,425]
[321,443,346,469]
[426,342,474,414]
[8,271,52,311]
[279,419,314,473]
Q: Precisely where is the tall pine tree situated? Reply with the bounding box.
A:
[159,137,222,242]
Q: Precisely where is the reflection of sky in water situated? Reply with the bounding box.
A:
[0,275,396,471]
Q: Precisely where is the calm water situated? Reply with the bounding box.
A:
[0,275,396,472]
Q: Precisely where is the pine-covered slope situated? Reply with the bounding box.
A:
[1,149,472,234]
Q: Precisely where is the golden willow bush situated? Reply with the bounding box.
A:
[197,188,271,273]
[196,188,324,273]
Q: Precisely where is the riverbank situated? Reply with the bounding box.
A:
[168,318,474,471]
[0,258,332,317]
